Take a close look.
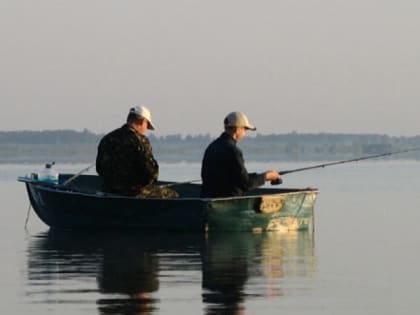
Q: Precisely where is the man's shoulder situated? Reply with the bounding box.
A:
[100,125,135,145]
[136,134,153,152]
[104,125,134,138]
[218,134,237,148]
[206,135,238,155]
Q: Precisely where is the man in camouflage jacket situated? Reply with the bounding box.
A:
[96,106,178,198]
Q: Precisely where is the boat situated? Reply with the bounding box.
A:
[18,174,318,232]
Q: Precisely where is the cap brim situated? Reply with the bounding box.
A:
[147,121,155,130]
[245,125,256,131]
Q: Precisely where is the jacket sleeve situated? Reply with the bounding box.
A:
[135,136,159,184]
[247,172,266,190]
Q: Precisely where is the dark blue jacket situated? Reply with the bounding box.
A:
[201,132,265,197]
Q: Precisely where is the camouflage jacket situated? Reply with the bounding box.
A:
[96,124,159,195]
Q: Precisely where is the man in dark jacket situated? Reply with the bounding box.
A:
[96,105,177,198]
[201,111,280,198]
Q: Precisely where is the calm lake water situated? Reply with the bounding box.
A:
[1,160,420,314]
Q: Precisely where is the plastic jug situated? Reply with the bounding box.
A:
[39,162,59,184]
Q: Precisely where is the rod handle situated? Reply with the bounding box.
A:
[270,178,283,185]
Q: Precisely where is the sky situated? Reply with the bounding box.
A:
[1,1,420,137]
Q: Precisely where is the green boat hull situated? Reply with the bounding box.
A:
[205,191,317,232]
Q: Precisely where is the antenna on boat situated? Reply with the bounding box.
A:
[24,204,31,230]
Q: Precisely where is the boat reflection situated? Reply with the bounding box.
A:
[26,230,315,314]
[27,230,204,314]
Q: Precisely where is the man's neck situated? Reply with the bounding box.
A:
[127,123,144,136]
[224,130,238,142]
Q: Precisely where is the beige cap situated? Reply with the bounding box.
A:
[129,105,155,130]
[224,111,256,131]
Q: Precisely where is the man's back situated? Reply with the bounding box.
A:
[96,124,158,195]
[201,133,265,197]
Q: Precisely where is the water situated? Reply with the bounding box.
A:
[1,161,420,314]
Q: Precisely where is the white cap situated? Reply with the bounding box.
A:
[129,105,155,130]
[224,111,256,131]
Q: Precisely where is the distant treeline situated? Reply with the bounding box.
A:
[1,129,420,163]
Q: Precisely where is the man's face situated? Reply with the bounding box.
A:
[235,127,247,142]
[134,119,149,135]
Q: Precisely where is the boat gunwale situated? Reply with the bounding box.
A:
[18,176,318,202]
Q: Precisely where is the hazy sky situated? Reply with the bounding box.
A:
[1,1,420,136]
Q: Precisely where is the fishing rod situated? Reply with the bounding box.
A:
[161,179,202,188]
[62,162,96,186]
[162,147,420,187]
[278,147,420,176]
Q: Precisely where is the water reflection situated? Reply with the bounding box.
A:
[27,230,204,314]
[202,233,253,315]
[96,235,161,315]
[26,230,316,314]
[202,232,316,314]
